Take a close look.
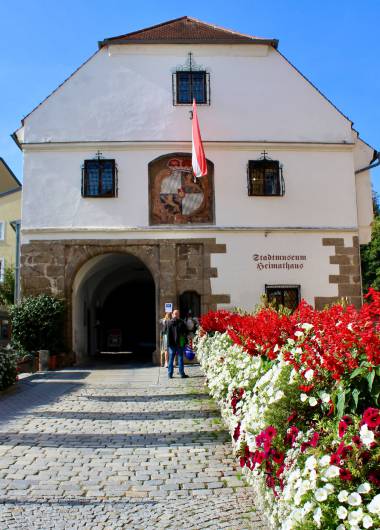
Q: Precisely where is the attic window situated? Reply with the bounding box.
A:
[172,52,210,105]
[82,155,117,198]
[175,71,208,104]
[248,152,285,196]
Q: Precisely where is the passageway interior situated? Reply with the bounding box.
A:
[73,253,156,363]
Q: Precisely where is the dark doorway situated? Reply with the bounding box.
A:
[179,290,201,318]
[98,278,155,361]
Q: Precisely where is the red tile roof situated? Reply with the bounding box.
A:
[99,16,278,48]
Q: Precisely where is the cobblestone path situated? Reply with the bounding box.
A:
[0,363,266,529]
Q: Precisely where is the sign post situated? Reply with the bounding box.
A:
[164,302,173,313]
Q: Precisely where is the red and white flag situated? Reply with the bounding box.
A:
[192,99,207,178]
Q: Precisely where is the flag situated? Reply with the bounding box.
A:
[192,99,207,178]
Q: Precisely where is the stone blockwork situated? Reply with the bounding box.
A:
[315,236,362,309]
[20,238,230,363]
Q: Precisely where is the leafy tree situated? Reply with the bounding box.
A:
[9,294,65,354]
[0,266,15,306]
[361,190,380,292]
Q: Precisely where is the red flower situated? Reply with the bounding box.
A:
[309,432,320,448]
[239,457,246,468]
[368,470,380,487]
[352,435,362,448]
[362,408,380,430]
[330,453,341,465]
[233,423,241,441]
[265,426,277,440]
[299,384,314,392]
[254,451,265,464]
[340,468,352,481]
[338,421,348,438]
[287,411,297,423]
[272,451,284,464]
[342,415,353,426]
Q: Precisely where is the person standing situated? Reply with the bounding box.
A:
[166,309,188,379]
[160,312,171,367]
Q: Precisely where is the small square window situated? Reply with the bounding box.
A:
[265,285,300,312]
[248,160,284,196]
[173,71,209,105]
[0,222,5,241]
[82,159,117,198]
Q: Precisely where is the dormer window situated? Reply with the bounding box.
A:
[82,156,117,198]
[248,153,284,196]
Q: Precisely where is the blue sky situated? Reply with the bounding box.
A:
[1,0,379,191]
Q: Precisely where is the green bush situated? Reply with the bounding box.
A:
[10,294,65,354]
[0,349,17,390]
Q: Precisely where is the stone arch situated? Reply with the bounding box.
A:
[70,249,158,363]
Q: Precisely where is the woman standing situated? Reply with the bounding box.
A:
[160,312,171,367]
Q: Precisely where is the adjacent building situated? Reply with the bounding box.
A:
[13,17,376,363]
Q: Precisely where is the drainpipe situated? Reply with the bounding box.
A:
[11,220,21,303]
[355,150,380,174]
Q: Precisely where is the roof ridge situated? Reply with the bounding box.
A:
[99,16,278,48]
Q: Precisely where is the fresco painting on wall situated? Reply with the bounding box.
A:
[149,154,214,225]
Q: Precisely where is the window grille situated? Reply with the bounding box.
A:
[82,158,118,198]
[173,71,210,105]
[248,157,285,197]
[265,285,300,312]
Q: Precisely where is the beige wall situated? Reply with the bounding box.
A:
[0,190,21,272]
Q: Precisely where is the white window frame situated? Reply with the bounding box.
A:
[0,258,5,283]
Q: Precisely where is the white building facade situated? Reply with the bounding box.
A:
[14,17,375,363]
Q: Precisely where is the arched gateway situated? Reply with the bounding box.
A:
[72,253,156,363]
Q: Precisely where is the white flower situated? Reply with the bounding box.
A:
[315,488,328,502]
[337,506,348,519]
[360,424,375,448]
[305,456,317,470]
[302,323,314,331]
[309,397,318,407]
[324,483,334,495]
[336,525,345,530]
[347,492,362,506]
[362,514,373,528]
[305,369,314,381]
[320,392,331,403]
[302,501,314,515]
[338,490,349,502]
[368,494,380,514]
[348,508,363,525]
[357,483,371,494]
[319,455,330,467]
[313,507,322,527]
[294,330,304,338]
[300,393,308,402]
[324,465,340,479]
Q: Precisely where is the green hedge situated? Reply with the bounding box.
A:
[0,349,17,391]
[10,294,65,354]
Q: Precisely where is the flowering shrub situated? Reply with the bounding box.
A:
[196,290,380,529]
[0,349,17,391]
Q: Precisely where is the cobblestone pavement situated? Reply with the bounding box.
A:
[0,363,267,529]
